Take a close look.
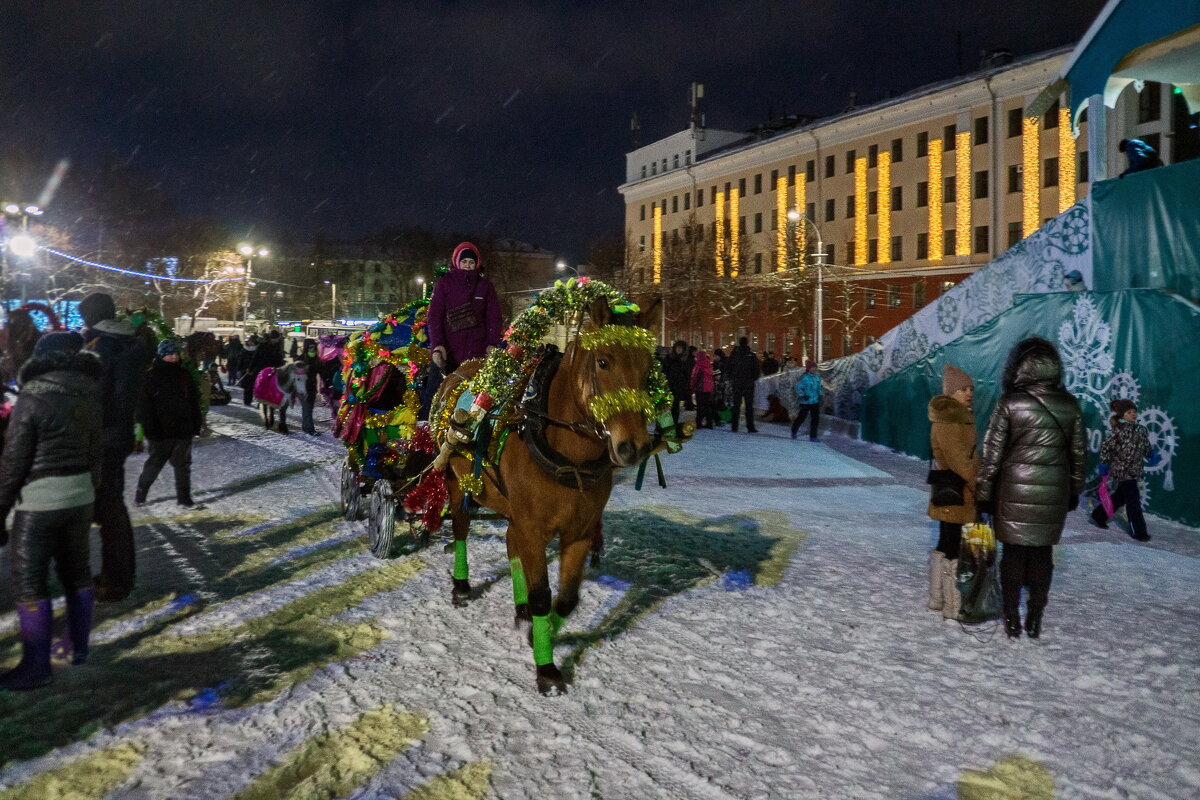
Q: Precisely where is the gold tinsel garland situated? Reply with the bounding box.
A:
[579,324,656,353]
[588,387,656,423]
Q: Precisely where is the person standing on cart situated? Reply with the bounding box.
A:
[425,242,503,403]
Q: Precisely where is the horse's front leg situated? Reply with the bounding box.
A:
[553,532,594,628]
[512,535,566,696]
[449,494,472,607]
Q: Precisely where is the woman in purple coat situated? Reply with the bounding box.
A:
[427,242,503,373]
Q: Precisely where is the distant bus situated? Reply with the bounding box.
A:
[300,321,367,340]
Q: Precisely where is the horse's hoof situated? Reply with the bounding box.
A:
[451,579,471,607]
[536,664,567,696]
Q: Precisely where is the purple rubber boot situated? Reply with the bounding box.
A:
[1,600,54,690]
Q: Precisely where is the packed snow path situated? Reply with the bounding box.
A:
[1,402,1198,799]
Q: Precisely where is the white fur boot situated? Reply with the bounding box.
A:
[941,559,961,621]
[927,550,945,611]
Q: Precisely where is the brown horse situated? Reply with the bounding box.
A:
[433,297,656,695]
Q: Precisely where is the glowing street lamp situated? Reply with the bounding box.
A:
[237,243,270,326]
[555,259,579,278]
[415,276,426,300]
[8,234,37,258]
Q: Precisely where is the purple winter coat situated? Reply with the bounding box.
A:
[426,268,503,368]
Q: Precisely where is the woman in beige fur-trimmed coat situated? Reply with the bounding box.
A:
[926,364,978,620]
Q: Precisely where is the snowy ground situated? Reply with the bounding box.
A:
[1,400,1198,799]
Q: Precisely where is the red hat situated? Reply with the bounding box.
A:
[452,242,482,270]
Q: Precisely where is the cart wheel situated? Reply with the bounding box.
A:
[340,459,363,521]
[367,480,402,559]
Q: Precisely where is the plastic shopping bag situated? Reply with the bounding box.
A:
[956,522,1002,624]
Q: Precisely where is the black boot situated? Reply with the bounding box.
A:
[1025,607,1043,639]
[1004,609,1022,639]
[1090,505,1109,529]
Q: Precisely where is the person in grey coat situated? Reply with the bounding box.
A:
[975,337,1085,640]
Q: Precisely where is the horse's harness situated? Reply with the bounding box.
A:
[517,346,615,491]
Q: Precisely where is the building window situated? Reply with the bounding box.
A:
[806,160,815,182]
[868,144,878,168]
[888,284,902,307]
[864,288,877,308]
[738,178,746,197]
[672,229,679,244]
[917,131,928,158]
[641,165,647,178]
[806,202,815,222]
[826,243,836,264]
[825,155,835,178]
[771,213,777,231]
[974,170,989,199]
[754,253,763,273]
[685,149,691,165]
[640,205,645,221]
[1138,83,1161,123]
[846,149,856,173]
[891,186,903,211]
[916,232,929,260]
[770,169,778,187]
[891,236,903,261]
[974,225,990,254]
[788,164,797,186]
[868,191,878,215]
[696,189,704,207]
[651,163,657,175]
[944,229,957,256]
[1008,107,1023,138]
[662,158,667,172]
[1045,99,1060,129]
[914,282,926,309]
[698,223,705,240]
[917,181,928,207]
[753,212,763,233]
[825,198,836,221]
[639,235,646,252]
[846,195,855,218]
[684,192,691,210]
[739,216,745,233]
[868,238,878,262]
[1007,221,1021,248]
[711,186,717,204]
[846,240,854,261]
[974,116,989,145]
[672,196,678,213]
[1079,151,1089,183]
[944,124,957,150]
[1044,157,1059,188]
[754,173,763,194]
[944,175,956,204]
[891,137,904,162]
[1007,165,1021,193]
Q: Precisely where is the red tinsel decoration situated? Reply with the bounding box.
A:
[404,469,447,532]
[409,423,436,455]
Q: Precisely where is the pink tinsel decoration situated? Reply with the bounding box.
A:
[404,469,447,532]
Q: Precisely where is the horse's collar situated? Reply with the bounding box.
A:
[520,349,613,490]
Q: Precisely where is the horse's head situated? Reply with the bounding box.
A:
[573,297,657,468]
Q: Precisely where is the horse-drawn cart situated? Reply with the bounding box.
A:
[334,302,438,558]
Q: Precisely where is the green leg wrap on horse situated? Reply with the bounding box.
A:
[531,615,555,666]
[548,610,566,637]
[453,540,469,581]
[509,557,528,605]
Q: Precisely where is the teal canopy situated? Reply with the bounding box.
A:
[862,289,1200,527]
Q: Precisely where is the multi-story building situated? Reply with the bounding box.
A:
[619,47,1188,359]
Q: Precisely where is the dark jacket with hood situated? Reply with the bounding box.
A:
[664,341,691,396]
[247,337,285,378]
[137,358,204,441]
[726,344,762,390]
[426,242,503,368]
[975,337,1086,546]
[0,351,104,510]
[84,318,151,454]
[298,337,320,396]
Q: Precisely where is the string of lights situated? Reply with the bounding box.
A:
[39,247,246,284]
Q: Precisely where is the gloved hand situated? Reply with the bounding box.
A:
[975,499,994,516]
[1068,493,1080,511]
[1098,463,1109,477]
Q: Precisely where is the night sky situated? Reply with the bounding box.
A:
[0,1,1106,261]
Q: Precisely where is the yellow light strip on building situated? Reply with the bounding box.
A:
[1058,105,1076,211]
[877,150,891,265]
[714,189,725,277]
[652,204,662,283]
[776,175,787,271]
[955,130,971,256]
[854,156,867,265]
[929,138,943,260]
[1022,116,1041,236]
[730,189,740,277]
[795,179,806,268]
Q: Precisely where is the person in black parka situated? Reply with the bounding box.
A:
[135,339,203,506]
[244,330,285,405]
[726,337,761,433]
[80,292,150,602]
[663,340,691,424]
[0,332,103,690]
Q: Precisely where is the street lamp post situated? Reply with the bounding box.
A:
[416,276,426,300]
[788,210,827,363]
[555,259,579,278]
[238,243,269,329]
[324,280,337,321]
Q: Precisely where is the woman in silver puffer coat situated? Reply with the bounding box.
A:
[975,337,1086,640]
